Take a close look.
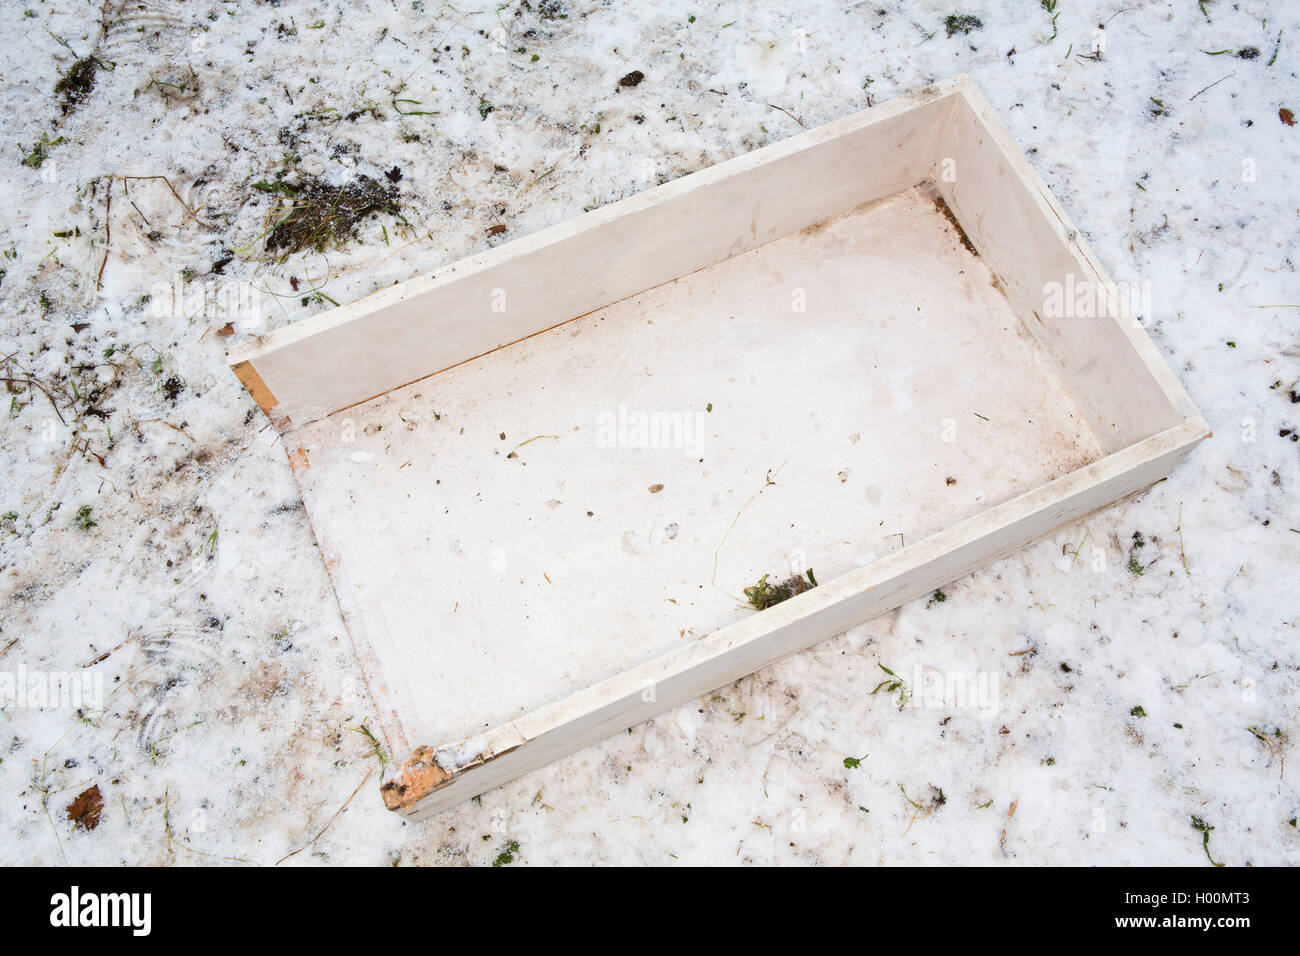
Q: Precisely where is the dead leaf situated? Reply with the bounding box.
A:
[648,483,664,493]
[1281,108,1296,127]
[66,784,103,831]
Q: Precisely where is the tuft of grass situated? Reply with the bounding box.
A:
[20,133,63,169]
[944,14,983,37]
[350,722,390,779]
[74,505,96,530]
[1041,0,1060,41]
[1190,816,1225,866]
[872,663,908,709]
[492,840,521,866]
[1130,705,1146,718]
[1126,531,1147,575]
[744,569,817,610]
[55,57,101,115]
[900,782,946,814]
[262,174,401,256]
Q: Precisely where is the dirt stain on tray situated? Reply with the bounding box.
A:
[929,193,979,257]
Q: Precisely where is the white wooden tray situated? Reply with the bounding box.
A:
[228,75,1208,818]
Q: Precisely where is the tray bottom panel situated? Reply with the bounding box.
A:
[292,186,1105,747]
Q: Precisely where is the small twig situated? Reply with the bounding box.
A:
[275,767,374,865]
[128,200,150,226]
[163,787,258,864]
[132,417,194,441]
[511,434,558,453]
[81,631,134,669]
[0,374,68,424]
[711,462,787,601]
[766,103,807,129]
[115,174,217,229]
[1189,72,1234,102]
[1175,505,1191,576]
[518,166,556,199]
[97,184,112,290]
[36,726,78,865]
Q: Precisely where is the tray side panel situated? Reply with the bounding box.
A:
[389,421,1207,817]
[230,85,963,425]
[933,84,1203,452]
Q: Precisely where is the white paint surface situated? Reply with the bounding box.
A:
[295,189,1102,746]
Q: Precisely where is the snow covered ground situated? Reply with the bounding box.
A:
[0,0,1296,866]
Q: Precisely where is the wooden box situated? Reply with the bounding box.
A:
[228,75,1208,818]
